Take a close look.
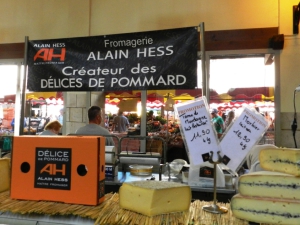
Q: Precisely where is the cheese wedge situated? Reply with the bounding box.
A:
[119,180,191,216]
[231,194,300,224]
[238,171,300,200]
[0,158,11,193]
[260,148,300,176]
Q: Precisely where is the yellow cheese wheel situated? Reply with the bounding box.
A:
[0,158,11,193]
[260,148,300,176]
[119,180,191,216]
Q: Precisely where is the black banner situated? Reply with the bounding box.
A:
[27,27,198,92]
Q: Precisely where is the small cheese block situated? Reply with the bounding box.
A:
[238,171,300,200]
[0,158,11,193]
[119,180,191,216]
[260,148,300,176]
[231,194,300,224]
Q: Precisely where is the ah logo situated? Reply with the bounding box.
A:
[34,48,66,61]
[40,163,66,175]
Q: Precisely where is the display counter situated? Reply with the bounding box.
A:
[105,172,236,203]
[110,132,140,151]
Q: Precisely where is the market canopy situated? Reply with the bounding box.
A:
[227,87,274,101]
[3,92,63,104]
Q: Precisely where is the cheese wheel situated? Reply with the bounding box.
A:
[238,171,300,200]
[231,194,300,224]
[260,148,300,176]
[119,180,191,216]
[0,158,11,193]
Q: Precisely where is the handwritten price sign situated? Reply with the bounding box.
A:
[175,97,220,166]
[220,107,269,171]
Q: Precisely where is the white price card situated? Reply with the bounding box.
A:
[175,97,220,166]
[220,107,269,171]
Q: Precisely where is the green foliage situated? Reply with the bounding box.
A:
[154,116,167,125]
[128,113,139,123]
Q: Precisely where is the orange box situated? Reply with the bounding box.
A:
[10,136,105,206]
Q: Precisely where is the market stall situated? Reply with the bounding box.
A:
[5,24,267,224]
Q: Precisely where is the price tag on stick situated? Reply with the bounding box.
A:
[175,97,220,166]
[220,107,269,171]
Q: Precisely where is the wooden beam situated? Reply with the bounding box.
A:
[198,27,279,51]
[0,43,24,59]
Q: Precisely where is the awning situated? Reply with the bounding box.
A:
[212,101,274,111]
[105,90,175,103]
[227,87,274,101]
[3,92,63,104]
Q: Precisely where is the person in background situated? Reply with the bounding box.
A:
[210,108,225,139]
[75,106,114,146]
[42,116,51,130]
[39,120,62,135]
[147,110,155,121]
[224,110,235,131]
[10,118,15,131]
[104,114,109,129]
[57,108,64,135]
[10,118,26,131]
[112,110,129,133]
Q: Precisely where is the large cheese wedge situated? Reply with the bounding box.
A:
[119,180,191,216]
[260,148,300,176]
[0,158,10,193]
[231,194,300,224]
[238,171,300,200]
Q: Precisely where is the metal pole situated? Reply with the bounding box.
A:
[199,23,209,103]
[20,36,29,135]
[140,90,147,152]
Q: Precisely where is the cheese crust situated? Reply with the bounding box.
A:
[231,194,300,224]
[0,158,11,193]
[238,171,300,200]
[260,148,300,176]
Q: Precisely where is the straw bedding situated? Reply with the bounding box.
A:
[0,191,266,225]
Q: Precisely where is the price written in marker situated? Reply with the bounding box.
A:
[220,107,269,171]
[175,98,220,166]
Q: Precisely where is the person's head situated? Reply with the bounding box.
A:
[88,106,102,124]
[228,110,235,119]
[118,110,123,116]
[210,108,218,118]
[44,120,62,134]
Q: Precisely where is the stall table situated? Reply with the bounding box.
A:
[105,172,236,203]
[0,190,252,225]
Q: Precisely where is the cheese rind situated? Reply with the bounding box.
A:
[0,158,10,193]
[260,148,300,176]
[231,194,300,224]
[119,180,191,216]
[238,171,300,200]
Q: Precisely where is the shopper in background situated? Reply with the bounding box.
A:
[75,106,114,146]
[224,110,235,131]
[104,114,109,129]
[10,118,26,131]
[39,120,62,135]
[112,110,129,133]
[210,108,225,139]
[57,108,64,135]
